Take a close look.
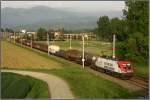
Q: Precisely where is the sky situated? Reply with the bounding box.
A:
[1,1,125,13]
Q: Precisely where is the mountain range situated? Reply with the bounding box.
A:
[1,6,123,31]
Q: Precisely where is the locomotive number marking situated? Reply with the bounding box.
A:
[104,62,114,71]
[104,66,114,71]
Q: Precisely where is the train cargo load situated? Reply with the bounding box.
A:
[48,45,60,53]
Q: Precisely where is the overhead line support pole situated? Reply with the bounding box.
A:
[31,34,32,48]
[47,33,50,55]
[82,33,85,68]
[21,32,22,46]
[14,32,15,44]
[112,34,116,59]
[70,34,72,49]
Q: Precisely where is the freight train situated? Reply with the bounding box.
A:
[15,39,133,79]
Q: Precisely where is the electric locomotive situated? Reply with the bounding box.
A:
[92,56,133,78]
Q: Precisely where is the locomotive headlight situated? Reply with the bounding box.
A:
[122,64,126,67]
[127,64,130,66]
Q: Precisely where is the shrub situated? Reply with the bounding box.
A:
[1,72,49,99]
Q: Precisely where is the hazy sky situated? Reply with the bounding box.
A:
[2,1,125,12]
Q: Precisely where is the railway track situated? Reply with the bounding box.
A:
[133,76,149,82]
[125,76,149,89]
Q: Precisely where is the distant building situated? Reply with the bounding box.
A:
[52,31,63,40]
[10,35,18,39]
[26,32,36,35]
[51,32,96,41]
[26,32,37,40]
[63,32,96,41]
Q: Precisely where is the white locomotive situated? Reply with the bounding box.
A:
[93,56,133,76]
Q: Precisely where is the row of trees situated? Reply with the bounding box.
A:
[95,0,148,64]
[95,16,128,41]
[1,28,14,33]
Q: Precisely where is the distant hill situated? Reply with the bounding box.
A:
[1,6,123,31]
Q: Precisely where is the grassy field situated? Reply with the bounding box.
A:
[1,72,49,98]
[36,40,112,56]
[1,41,61,69]
[2,41,145,98]
[133,63,149,78]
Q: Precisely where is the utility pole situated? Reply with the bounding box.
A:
[30,34,32,48]
[9,33,11,42]
[82,33,85,68]
[14,32,15,44]
[33,33,35,42]
[47,33,50,55]
[21,34,23,46]
[20,25,22,46]
[20,32,23,46]
[70,34,72,49]
[112,34,116,59]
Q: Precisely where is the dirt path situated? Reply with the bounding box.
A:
[2,70,74,99]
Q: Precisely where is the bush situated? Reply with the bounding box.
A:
[1,72,49,99]
[116,32,148,65]
[2,79,31,98]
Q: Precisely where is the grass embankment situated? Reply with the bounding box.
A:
[1,41,61,69]
[36,40,112,56]
[133,63,149,78]
[1,72,49,98]
[2,41,143,98]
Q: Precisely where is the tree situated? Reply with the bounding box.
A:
[116,0,148,64]
[1,28,4,32]
[5,28,14,33]
[123,0,148,35]
[97,16,110,41]
[37,27,47,41]
[117,20,129,41]
[110,18,122,41]
[96,16,129,41]
[110,18,129,41]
